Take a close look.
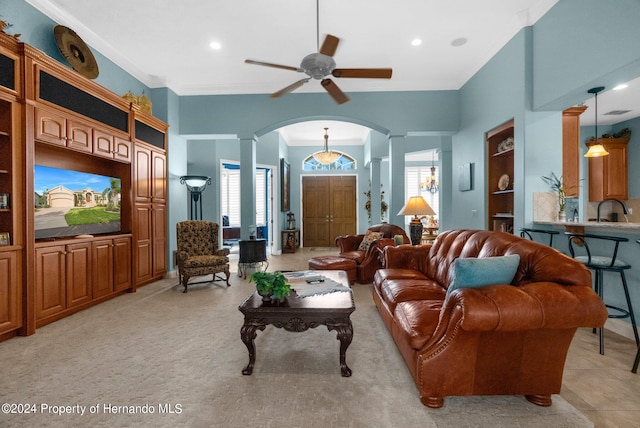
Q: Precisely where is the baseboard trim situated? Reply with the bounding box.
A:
[604,318,637,342]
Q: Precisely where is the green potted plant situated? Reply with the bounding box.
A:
[541,172,566,221]
[250,271,291,302]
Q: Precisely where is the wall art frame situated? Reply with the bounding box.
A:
[280,158,290,212]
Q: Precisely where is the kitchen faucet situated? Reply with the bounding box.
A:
[596,199,629,222]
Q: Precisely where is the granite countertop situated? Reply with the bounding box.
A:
[534,221,640,231]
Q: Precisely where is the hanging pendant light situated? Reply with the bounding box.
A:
[313,127,341,164]
[584,86,609,158]
[419,152,439,193]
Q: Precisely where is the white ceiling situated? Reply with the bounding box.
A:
[580,77,640,127]
[25,0,638,144]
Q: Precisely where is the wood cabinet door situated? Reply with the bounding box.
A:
[66,119,92,153]
[93,128,114,159]
[134,145,152,202]
[562,107,587,197]
[113,237,132,292]
[588,141,628,201]
[0,251,21,333]
[134,204,153,283]
[152,204,167,277]
[302,176,356,247]
[34,107,66,146]
[66,242,92,307]
[604,143,628,200]
[152,151,166,203]
[113,137,132,163]
[35,245,66,321]
[92,240,114,299]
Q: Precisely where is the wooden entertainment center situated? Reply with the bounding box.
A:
[0,31,168,340]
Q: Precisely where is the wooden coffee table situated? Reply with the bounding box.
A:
[238,270,355,377]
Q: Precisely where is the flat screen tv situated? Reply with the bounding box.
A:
[34,164,121,240]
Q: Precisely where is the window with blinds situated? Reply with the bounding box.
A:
[221,166,267,227]
[405,166,439,225]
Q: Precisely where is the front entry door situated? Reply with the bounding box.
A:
[302,176,357,247]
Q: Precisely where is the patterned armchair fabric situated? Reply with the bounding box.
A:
[176,221,230,292]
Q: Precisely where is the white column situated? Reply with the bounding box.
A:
[239,137,256,240]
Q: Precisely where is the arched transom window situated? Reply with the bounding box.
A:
[302,152,356,170]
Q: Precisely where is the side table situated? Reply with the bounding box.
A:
[238,239,268,279]
[281,229,300,253]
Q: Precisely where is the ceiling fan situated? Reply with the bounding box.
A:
[244,0,392,104]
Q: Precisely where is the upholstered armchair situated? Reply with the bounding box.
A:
[176,221,230,293]
[335,223,409,283]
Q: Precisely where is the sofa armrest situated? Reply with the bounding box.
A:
[383,244,432,271]
[443,282,607,332]
[335,234,364,252]
[359,238,395,266]
[417,281,608,354]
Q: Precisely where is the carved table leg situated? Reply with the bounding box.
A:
[240,320,266,375]
[327,318,353,377]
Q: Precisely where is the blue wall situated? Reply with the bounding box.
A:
[532,0,640,112]
[2,0,150,97]
[6,0,640,278]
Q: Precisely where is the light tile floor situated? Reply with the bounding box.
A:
[250,247,640,428]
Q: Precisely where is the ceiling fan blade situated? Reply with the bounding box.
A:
[245,59,299,72]
[332,68,393,79]
[319,34,340,57]
[270,78,310,99]
[321,78,350,104]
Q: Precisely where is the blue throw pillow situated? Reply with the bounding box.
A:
[447,254,520,296]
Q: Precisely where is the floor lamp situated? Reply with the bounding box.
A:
[180,175,211,220]
[398,196,435,245]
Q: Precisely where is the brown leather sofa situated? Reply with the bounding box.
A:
[373,229,607,408]
[335,223,409,283]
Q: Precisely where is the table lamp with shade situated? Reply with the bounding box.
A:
[397,196,436,245]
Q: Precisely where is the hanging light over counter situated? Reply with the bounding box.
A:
[584,86,609,158]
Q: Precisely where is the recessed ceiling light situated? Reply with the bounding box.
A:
[210,41,222,50]
[451,37,467,47]
[411,38,422,47]
[613,83,628,90]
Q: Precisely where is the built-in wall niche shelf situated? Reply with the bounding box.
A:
[491,147,513,157]
[486,119,515,233]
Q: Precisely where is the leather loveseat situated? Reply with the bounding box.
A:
[373,229,607,408]
[335,223,409,283]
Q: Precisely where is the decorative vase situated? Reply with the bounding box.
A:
[558,210,566,222]
[257,289,272,302]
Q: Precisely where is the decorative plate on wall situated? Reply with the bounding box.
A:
[53,25,99,79]
[498,137,514,153]
[498,174,510,191]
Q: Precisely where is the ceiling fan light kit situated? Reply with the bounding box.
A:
[244,0,392,104]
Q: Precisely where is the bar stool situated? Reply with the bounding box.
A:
[567,233,640,355]
[633,239,640,373]
[519,228,559,247]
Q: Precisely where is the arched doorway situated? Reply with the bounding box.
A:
[255,117,391,250]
